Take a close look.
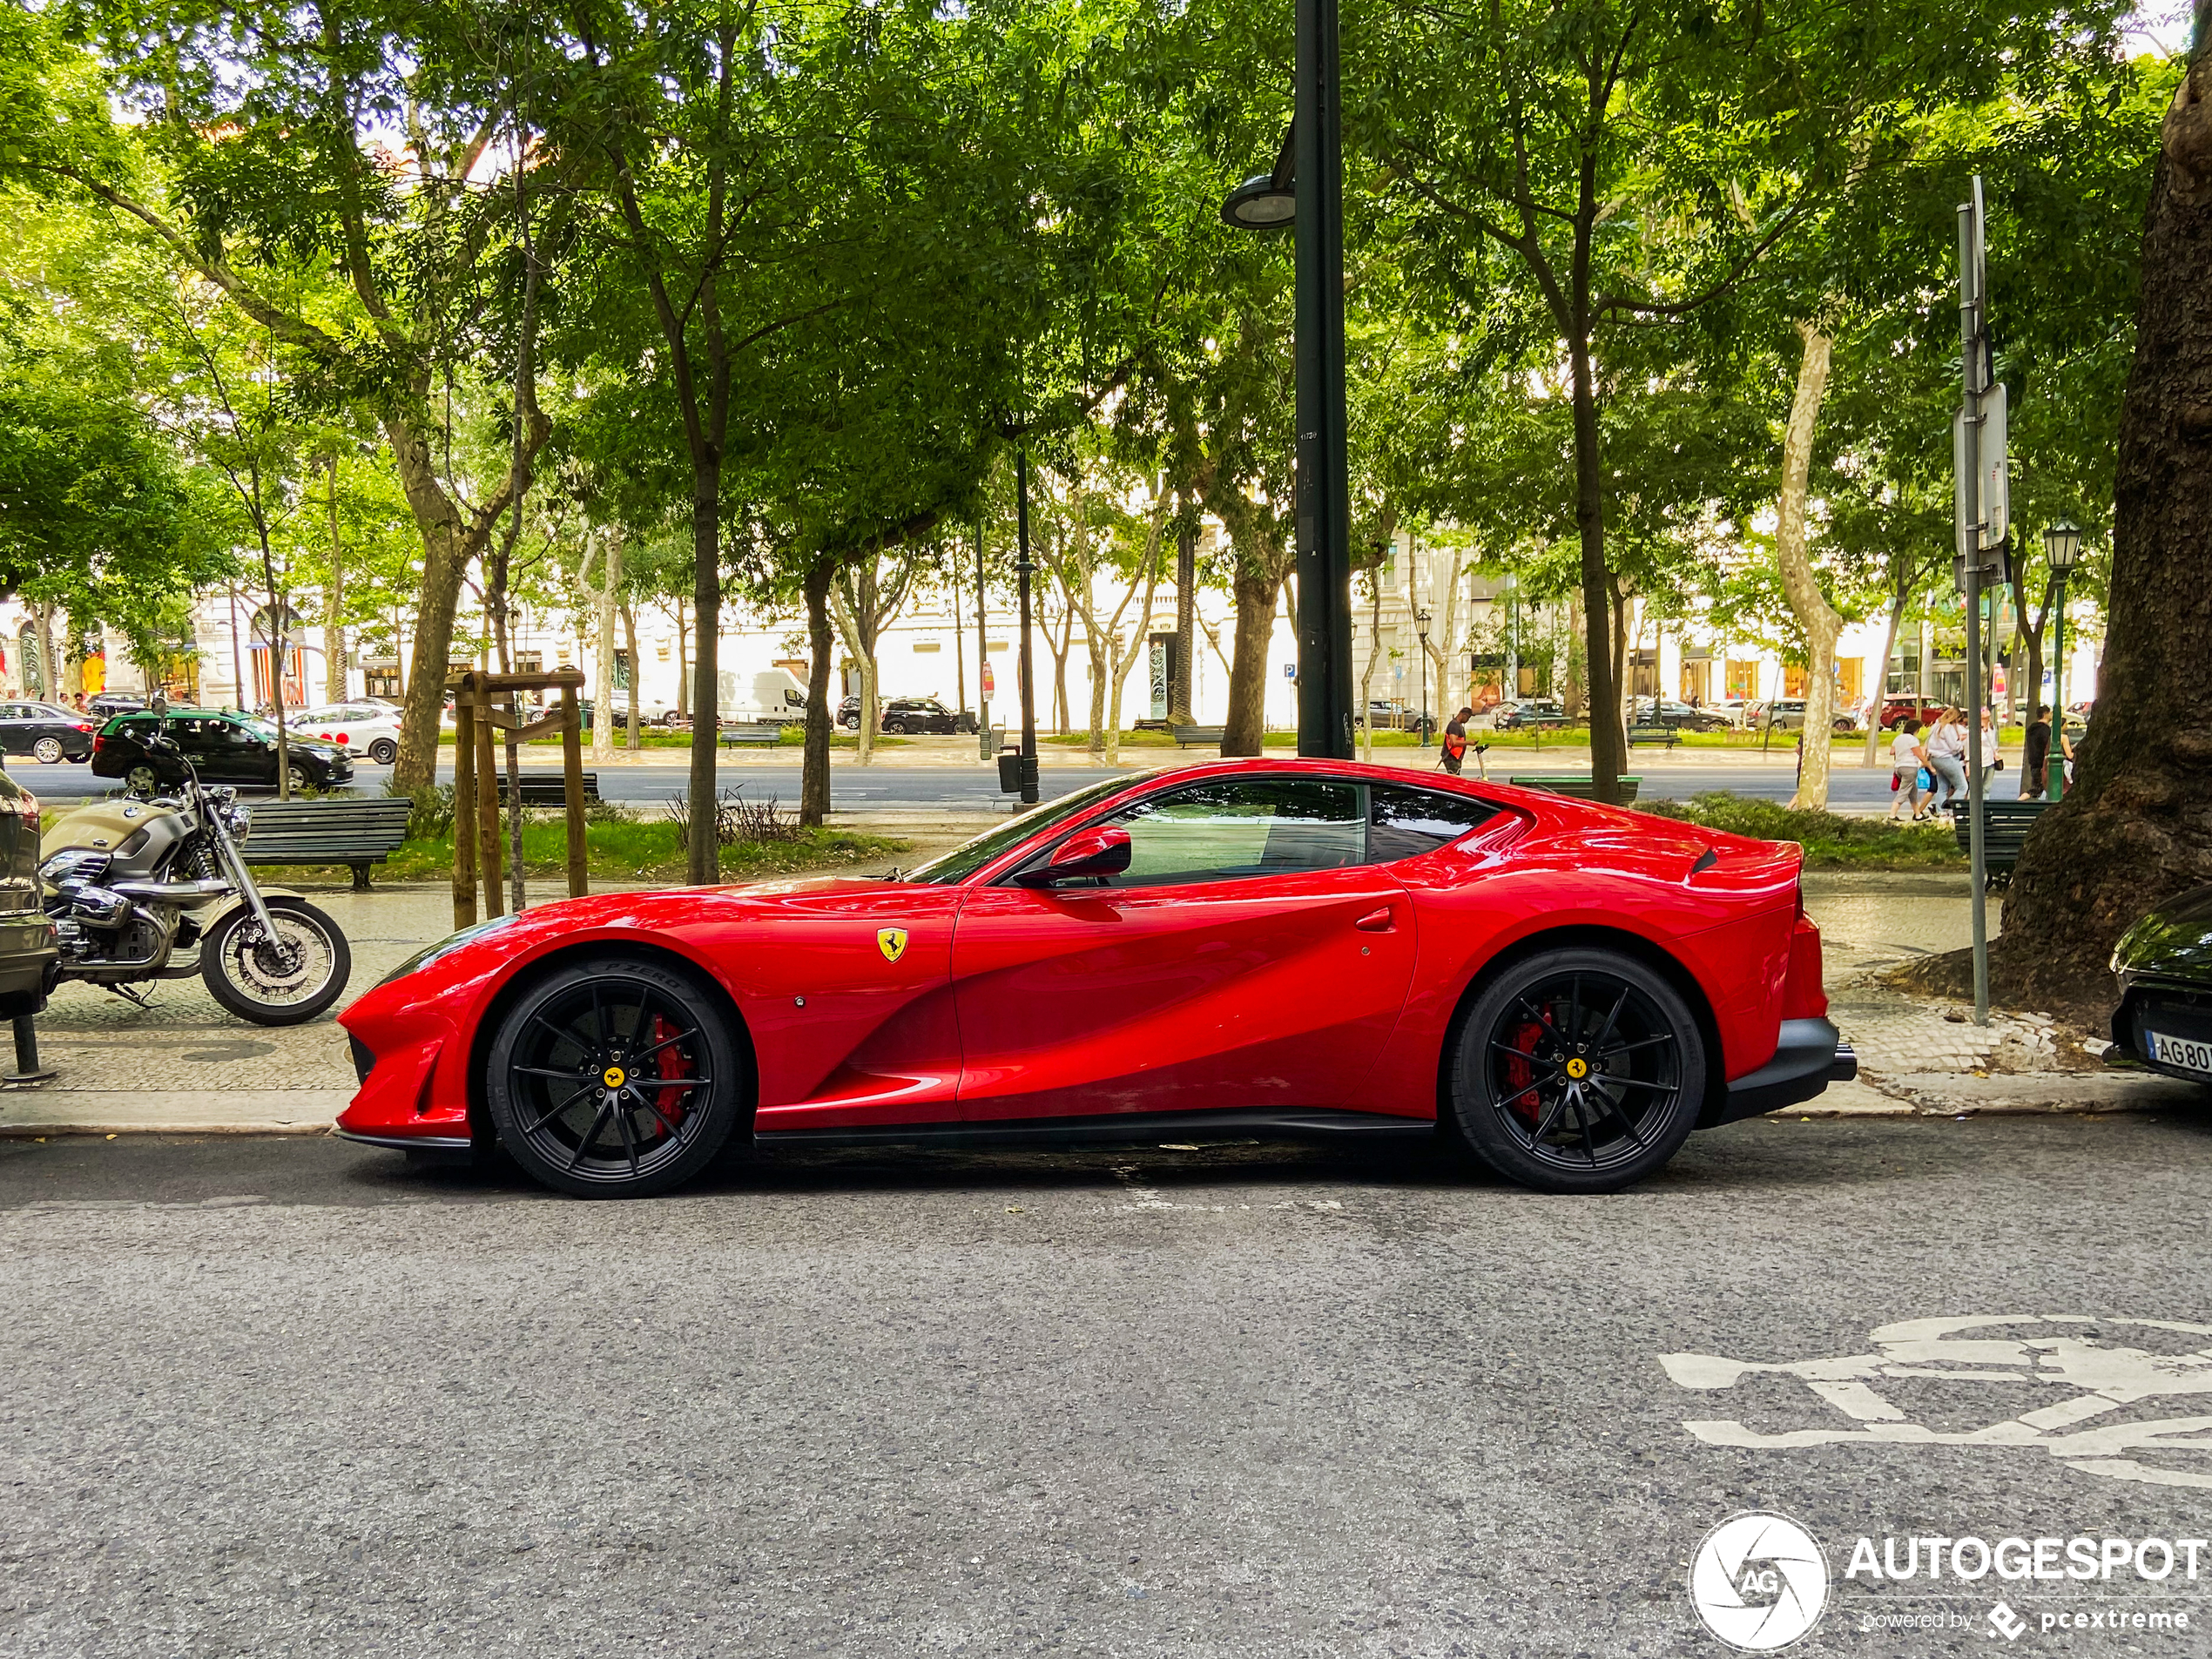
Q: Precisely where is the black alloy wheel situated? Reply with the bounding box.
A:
[368,738,398,765]
[1448,947,1706,1193]
[485,956,745,1197]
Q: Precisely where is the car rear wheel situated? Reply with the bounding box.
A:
[124,762,159,794]
[368,738,398,765]
[1447,947,1706,1194]
[486,957,746,1198]
[32,737,63,765]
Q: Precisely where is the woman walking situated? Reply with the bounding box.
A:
[1889,718,1930,822]
[1924,706,1967,813]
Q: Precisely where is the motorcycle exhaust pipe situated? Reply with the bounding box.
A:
[105,878,233,907]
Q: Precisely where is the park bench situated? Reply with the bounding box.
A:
[718,725,787,749]
[1625,723,1683,750]
[240,797,415,890]
[1507,774,1642,805]
[1947,796,2053,887]
[1169,724,1226,748]
[496,770,602,808]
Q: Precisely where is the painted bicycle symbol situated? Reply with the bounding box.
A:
[1660,1315,2212,1489]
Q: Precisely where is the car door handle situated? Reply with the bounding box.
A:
[1354,906,1396,934]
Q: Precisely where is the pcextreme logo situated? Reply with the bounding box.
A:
[1689,1512,1831,1651]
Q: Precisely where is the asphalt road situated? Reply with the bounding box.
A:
[6,1112,2209,1656]
[11,755,1929,813]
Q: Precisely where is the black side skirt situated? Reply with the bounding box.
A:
[1709,1017,1856,1126]
[754,1108,1438,1152]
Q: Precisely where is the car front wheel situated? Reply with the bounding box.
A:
[1447,947,1707,1194]
[486,956,747,1197]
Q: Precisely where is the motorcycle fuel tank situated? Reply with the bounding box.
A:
[42,799,189,874]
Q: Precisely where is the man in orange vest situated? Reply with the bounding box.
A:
[1441,706,1475,775]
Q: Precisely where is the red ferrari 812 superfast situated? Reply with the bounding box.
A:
[338,759,1854,1197]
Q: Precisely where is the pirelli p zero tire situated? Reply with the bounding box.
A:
[1447,947,1707,1195]
[486,955,746,1198]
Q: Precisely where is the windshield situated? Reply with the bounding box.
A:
[902,772,1155,885]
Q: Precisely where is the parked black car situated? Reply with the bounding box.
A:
[1494,698,1572,731]
[0,766,58,1018]
[86,691,150,719]
[92,709,355,792]
[838,696,962,734]
[1633,698,1730,733]
[0,701,98,764]
[2110,886,2212,1092]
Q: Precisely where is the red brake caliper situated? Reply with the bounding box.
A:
[1502,1019,1545,1121]
[649,1015,691,1137]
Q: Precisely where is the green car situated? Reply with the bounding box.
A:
[2110,886,2212,1089]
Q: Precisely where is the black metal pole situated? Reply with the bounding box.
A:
[1015,448,1040,804]
[975,519,991,761]
[1170,519,1196,725]
[1294,0,1352,758]
[2048,571,2067,800]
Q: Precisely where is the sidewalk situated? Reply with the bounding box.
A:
[0,846,2182,1139]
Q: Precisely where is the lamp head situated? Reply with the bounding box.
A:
[1221,174,1295,229]
[2043,519,2084,573]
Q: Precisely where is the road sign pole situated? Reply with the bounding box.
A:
[1957,181,1991,1026]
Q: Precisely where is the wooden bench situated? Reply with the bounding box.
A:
[1507,775,1642,804]
[240,797,415,889]
[1948,796,2053,887]
[1168,725,1225,748]
[496,770,601,808]
[1625,723,1682,749]
[718,725,787,749]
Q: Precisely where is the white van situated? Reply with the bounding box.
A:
[717,667,808,726]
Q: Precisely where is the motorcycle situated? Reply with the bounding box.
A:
[38,733,352,1025]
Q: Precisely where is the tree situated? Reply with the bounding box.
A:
[1993,7,2212,1004]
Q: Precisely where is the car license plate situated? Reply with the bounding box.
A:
[2146,1030,2212,1077]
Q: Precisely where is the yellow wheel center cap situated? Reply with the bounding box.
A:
[1565,1056,1589,1080]
[603,1066,626,1089]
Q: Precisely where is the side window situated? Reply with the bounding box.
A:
[1367,784,1499,862]
[1099,778,1364,888]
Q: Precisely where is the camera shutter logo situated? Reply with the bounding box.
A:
[1689,1512,1829,1651]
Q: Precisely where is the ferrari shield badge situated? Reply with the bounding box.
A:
[877,927,909,964]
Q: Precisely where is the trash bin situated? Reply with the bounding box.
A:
[997,750,1022,793]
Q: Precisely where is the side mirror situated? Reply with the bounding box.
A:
[1014,824,1132,888]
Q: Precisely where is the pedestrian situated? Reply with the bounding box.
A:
[1979,705,2004,791]
[2021,704,2058,799]
[1441,706,1474,776]
[1888,718,1928,822]
[1924,705,1967,813]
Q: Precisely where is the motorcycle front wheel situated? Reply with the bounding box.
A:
[200,897,353,1025]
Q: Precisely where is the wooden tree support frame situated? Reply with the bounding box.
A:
[451,666,590,931]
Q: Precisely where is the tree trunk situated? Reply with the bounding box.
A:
[1862,591,1906,768]
[1994,27,2212,1003]
[1222,571,1278,755]
[1774,325,1844,811]
[685,491,720,885]
[34,604,57,704]
[799,562,834,827]
[674,601,689,724]
[1359,579,1380,761]
[585,529,621,763]
[622,599,641,752]
[323,462,347,703]
[830,583,875,767]
[1567,328,1622,799]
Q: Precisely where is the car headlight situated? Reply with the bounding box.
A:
[378,914,523,988]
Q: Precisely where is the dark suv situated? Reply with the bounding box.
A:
[93,709,355,792]
[840,697,961,734]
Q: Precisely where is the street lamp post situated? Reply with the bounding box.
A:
[1015,448,1040,804]
[2042,518,2082,800]
[1220,0,1353,760]
[1414,604,1432,745]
